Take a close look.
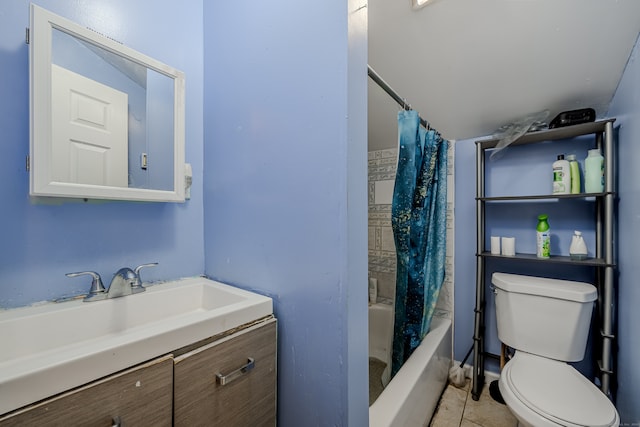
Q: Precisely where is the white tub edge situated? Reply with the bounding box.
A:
[369,317,452,427]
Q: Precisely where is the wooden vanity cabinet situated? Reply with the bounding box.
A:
[0,355,174,427]
[174,318,277,427]
[0,317,277,426]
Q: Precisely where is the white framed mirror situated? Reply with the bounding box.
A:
[29,4,186,202]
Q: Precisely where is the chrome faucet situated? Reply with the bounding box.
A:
[66,263,158,302]
[107,267,138,298]
[65,271,107,302]
[130,263,158,294]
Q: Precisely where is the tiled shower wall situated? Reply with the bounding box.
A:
[368,144,455,321]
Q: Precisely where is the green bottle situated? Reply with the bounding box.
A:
[536,214,550,258]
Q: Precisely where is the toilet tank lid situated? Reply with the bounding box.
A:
[492,273,597,303]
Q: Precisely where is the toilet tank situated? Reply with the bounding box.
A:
[492,273,597,362]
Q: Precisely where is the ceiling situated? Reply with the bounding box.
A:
[368,0,640,150]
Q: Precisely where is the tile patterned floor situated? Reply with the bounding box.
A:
[430,378,518,427]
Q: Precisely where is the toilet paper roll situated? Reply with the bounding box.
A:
[490,236,501,255]
[501,237,516,256]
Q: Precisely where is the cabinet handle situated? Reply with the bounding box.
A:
[216,357,255,386]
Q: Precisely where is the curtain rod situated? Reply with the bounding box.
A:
[367,65,430,130]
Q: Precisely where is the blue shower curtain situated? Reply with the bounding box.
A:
[391,110,448,376]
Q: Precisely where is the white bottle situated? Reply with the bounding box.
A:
[552,154,571,195]
[368,277,378,304]
[569,230,588,260]
[584,149,604,193]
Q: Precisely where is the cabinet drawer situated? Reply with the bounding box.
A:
[0,355,173,427]
[174,319,277,427]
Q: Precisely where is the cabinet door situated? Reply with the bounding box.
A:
[174,319,277,427]
[0,355,173,427]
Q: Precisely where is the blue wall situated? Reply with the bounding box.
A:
[0,0,204,307]
[453,138,478,371]
[201,2,368,426]
[608,35,640,425]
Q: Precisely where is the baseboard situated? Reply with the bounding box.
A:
[452,361,500,382]
[483,368,500,382]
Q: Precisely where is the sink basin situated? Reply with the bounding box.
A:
[0,277,272,415]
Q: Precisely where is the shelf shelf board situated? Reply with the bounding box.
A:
[477,251,614,267]
[477,192,614,202]
[476,119,616,149]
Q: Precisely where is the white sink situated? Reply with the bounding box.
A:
[0,277,272,415]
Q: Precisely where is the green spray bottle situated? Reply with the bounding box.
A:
[536,214,550,258]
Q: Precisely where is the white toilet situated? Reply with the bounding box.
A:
[492,272,619,427]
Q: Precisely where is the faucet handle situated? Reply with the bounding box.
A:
[66,271,107,302]
[131,262,158,293]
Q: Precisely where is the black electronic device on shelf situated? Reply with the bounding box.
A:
[549,108,596,129]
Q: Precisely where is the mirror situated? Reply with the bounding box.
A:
[29,5,185,202]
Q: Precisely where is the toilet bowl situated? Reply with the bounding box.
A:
[492,272,620,427]
[499,352,619,427]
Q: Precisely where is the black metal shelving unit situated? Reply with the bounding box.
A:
[472,119,617,401]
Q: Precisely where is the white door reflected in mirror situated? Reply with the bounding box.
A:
[52,64,129,187]
[29,4,185,202]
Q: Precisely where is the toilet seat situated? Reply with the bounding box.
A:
[501,353,618,427]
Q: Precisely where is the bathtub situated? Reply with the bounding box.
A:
[369,300,394,387]
[369,316,452,427]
